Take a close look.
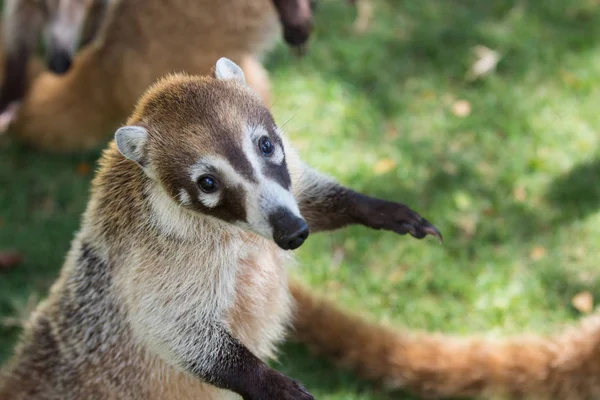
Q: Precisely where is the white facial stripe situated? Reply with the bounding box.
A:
[178,188,191,206]
[189,155,246,186]
[261,180,300,216]
[199,193,220,209]
[50,0,87,53]
[243,124,264,174]
[243,179,301,239]
[271,128,285,165]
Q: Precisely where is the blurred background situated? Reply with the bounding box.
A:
[2,0,600,398]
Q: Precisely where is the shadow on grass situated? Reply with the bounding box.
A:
[546,157,600,224]
[275,341,473,400]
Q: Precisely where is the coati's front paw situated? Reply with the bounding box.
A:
[359,198,443,242]
[247,369,314,400]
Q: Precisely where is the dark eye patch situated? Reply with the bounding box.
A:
[263,156,291,190]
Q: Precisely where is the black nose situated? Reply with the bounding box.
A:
[47,51,72,75]
[283,23,313,47]
[269,208,310,250]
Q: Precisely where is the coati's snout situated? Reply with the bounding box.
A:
[47,50,72,74]
[272,0,314,47]
[269,208,309,250]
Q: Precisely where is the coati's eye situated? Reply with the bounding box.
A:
[258,136,274,156]
[198,175,218,193]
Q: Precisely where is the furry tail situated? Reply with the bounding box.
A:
[289,280,600,400]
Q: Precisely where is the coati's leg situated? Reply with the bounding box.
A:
[175,323,313,400]
[0,0,44,114]
[239,55,272,107]
[291,162,442,240]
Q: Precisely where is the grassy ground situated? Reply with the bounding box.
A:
[2,0,600,398]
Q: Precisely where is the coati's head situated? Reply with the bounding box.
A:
[41,0,110,74]
[6,0,110,74]
[114,58,309,250]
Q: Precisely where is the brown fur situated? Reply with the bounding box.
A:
[290,280,600,400]
[5,0,292,152]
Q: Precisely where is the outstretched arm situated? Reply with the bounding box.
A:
[293,163,442,241]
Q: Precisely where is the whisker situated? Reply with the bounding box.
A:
[268,96,279,111]
[293,168,309,191]
[280,112,299,131]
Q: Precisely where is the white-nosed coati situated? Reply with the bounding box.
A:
[0,0,316,151]
[0,58,441,399]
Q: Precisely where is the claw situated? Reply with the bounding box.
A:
[422,219,443,243]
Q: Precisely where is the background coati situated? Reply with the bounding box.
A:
[0,0,316,152]
[0,59,441,399]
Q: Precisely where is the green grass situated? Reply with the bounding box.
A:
[3,0,600,398]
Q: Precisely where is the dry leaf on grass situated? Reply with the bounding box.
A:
[572,291,594,314]
[452,100,472,117]
[374,158,396,175]
[560,70,580,87]
[76,162,92,176]
[389,268,405,284]
[0,251,23,270]
[466,45,501,82]
[384,122,399,141]
[529,246,547,261]
[41,196,56,215]
[513,185,527,202]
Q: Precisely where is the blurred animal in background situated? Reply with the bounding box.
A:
[0,58,441,399]
[0,0,110,120]
[0,0,316,152]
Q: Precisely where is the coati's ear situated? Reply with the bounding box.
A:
[115,126,148,165]
[214,57,246,84]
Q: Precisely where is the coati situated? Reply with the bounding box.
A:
[0,0,316,151]
[0,0,111,113]
[0,58,441,400]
